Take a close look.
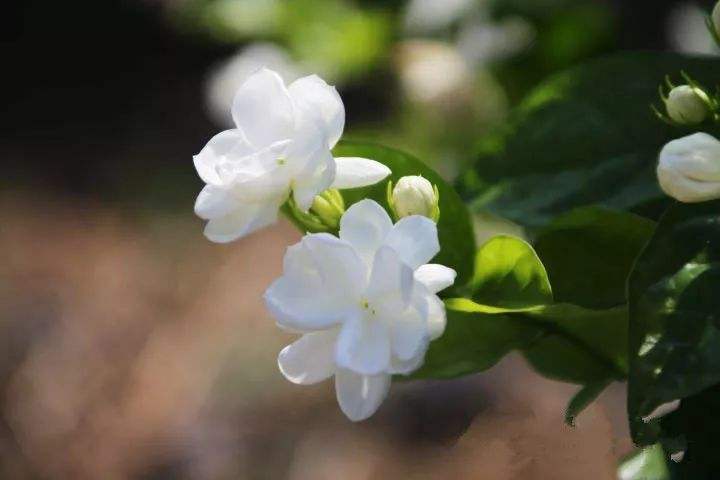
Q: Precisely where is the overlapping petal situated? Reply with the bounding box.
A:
[203,200,281,243]
[339,200,393,266]
[231,68,295,149]
[366,246,414,308]
[389,303,427,361]
[292,145,336,210]
[383,215,440,269]
[194,185,237,220]
[303,234,368,300]
[335,369,391,422]
[193,129,253,186]
[424,293,447,340]
[336,310,391,376]
[288,74,345,148]
[265,235,365,331]
[278,329,338,385]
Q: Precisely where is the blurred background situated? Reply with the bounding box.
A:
[1,0,718,478]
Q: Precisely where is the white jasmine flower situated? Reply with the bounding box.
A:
[264,199,456,421]
[657,132,720,203]
[390,175,439,221]
[194,68,391,243]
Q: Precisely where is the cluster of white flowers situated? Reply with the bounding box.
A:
[193,68,454,420]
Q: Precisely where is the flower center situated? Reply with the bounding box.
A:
[277,157,287,166]
[361,299,376,316]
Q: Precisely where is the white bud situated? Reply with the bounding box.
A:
[665,85,711,125]
[390,175,439,221]
[657,133,720,202]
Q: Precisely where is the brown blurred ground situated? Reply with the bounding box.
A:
[0,191,633,480]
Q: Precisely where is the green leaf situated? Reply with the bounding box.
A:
[410,235,549,380]
[409,309,539,379]
[333,140,476,288]
[468,235,553,308]
[565,379,612,426]
[628,200,720,448]
[413,235,626,387]
[617,444,670,480]
[523,303,628,381]
[414,299,626,383]
[460,52,720,228]
[533,207,655,309]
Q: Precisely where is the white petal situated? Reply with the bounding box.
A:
[389,349,426,375]
[335,369,391,421]
[331,157,391,189]
[336,310,391,376]
[414,264,457,294]
[194,185,236,220]
[292,146,336,211]
[386,281,436,362]
[278,330,338,385]
[223,141,294,202]
[657,163,720,203]
[384,215,440,269]
[219,140,289,184]
[425,293,447,340]
[265,234,366,331]
[366,246,414,309]
[203,200,280,243]
[339,199,393,266]
[288,74,345,148]
[265,276,342,332]
[193,129,253,185]
[231,68,295,149]
[390,302,428,361]
[303,234,367,300]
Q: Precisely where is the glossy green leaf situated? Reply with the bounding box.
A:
[411,236,549,379]
[628,200,720,448]
[468,235,553,308]
[409,309,539,380]
[617,444,670,480]
[534,207,655,309]
[524,303,628,380]
[333,140,476,288]
[419,298,627,383]
[413,234,626,387]
[460,52,720,228]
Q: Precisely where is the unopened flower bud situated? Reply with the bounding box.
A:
[657,133,720,203]
[664,85,711,125]
[310,189,345,230]
[389,175,440,221]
